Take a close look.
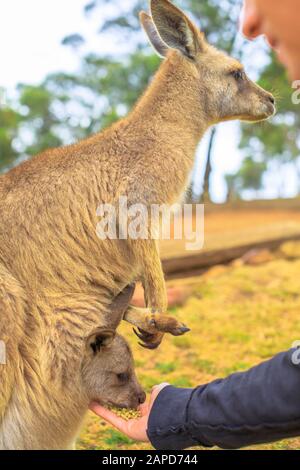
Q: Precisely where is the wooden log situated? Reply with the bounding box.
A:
[162,233,300,280]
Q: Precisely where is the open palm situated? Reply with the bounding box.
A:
[89,383,169,442]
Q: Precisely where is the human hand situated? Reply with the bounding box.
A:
[89,383,169,442]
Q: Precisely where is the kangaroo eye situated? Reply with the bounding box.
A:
[117,372,129,383]
[232,70,245,81]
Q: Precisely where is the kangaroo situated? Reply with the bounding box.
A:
[0,326,146,450]
[0,0,275,449]
[0,286,147,449]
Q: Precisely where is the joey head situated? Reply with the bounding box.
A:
[82,328,146,410]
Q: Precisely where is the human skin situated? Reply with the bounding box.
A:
[241,0,300,79]
[90,0,300,442]
[89,383,169,441]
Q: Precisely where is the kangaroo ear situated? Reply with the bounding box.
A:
[150,0,205,59]
[140,11,169,58]
[86,328,115,355]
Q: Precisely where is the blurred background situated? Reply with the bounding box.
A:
[2,1,300,451]
[1,0,300,203]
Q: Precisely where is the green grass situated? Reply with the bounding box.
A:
[223,362,251,375]
[155,362,176,373]
[173,336,191,349]
[172,376,193,387]
[193,358,217,375]
[104,430,134,447]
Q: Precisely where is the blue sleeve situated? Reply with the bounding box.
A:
[146,348,300,450]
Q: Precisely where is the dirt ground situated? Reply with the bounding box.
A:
[77,236,300,450]
[160,208,300,259]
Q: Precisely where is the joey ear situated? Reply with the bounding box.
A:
[150,0,205,59]
[86,328,116,355]
[140,11,169,58]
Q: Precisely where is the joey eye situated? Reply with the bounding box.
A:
[232,70,245,81]
[117,372,129,383]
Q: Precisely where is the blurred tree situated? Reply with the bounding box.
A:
[0,104,21,171]
[61,34,85,51]
[225,173,240,202]
[44,51,161,136]
[17,84,63,156]
[239,53,300,197]
[201,127,216,203]
[226,156,267,200]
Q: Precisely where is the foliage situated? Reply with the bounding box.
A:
[237,54,300,196]
[225,156,267,200]
[18,84,63,156]
[61,34,85,49]
[0,104,21,171]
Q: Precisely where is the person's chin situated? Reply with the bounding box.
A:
[275,46,289,67]
[289,59,300,82]
[276,48,299,81]
[285,58,300,82]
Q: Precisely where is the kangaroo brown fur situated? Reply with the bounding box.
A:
[0,286,146,449]
[0,0,275,449]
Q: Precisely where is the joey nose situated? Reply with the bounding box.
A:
[138,391,146,404]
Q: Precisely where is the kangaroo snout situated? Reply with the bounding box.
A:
[127,385,147,409]
[129,396,146,410]
[138,390,146,405]
[261,91,276,117]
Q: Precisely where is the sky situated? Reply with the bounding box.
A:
[0,0,137,89]
[1,0,297,202]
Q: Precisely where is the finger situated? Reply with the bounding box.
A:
[138,401,150,416]
[89,403,129,435]
[151,382,170,393]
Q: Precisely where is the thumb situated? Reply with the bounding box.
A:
[149,382,170,406]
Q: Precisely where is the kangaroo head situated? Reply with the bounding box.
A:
[81,328,146,409]
[140,0,275,124]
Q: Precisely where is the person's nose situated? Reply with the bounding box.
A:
[240,0,262,40]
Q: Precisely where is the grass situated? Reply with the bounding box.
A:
[104,430,135,447]
[77,255,300,451]
[155,362,176,373]
[192,358,217,375]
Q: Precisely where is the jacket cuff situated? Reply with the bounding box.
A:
[146,385,211,450]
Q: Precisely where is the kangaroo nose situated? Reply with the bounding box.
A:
[138,391,146,404]
[268,95,275,105]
